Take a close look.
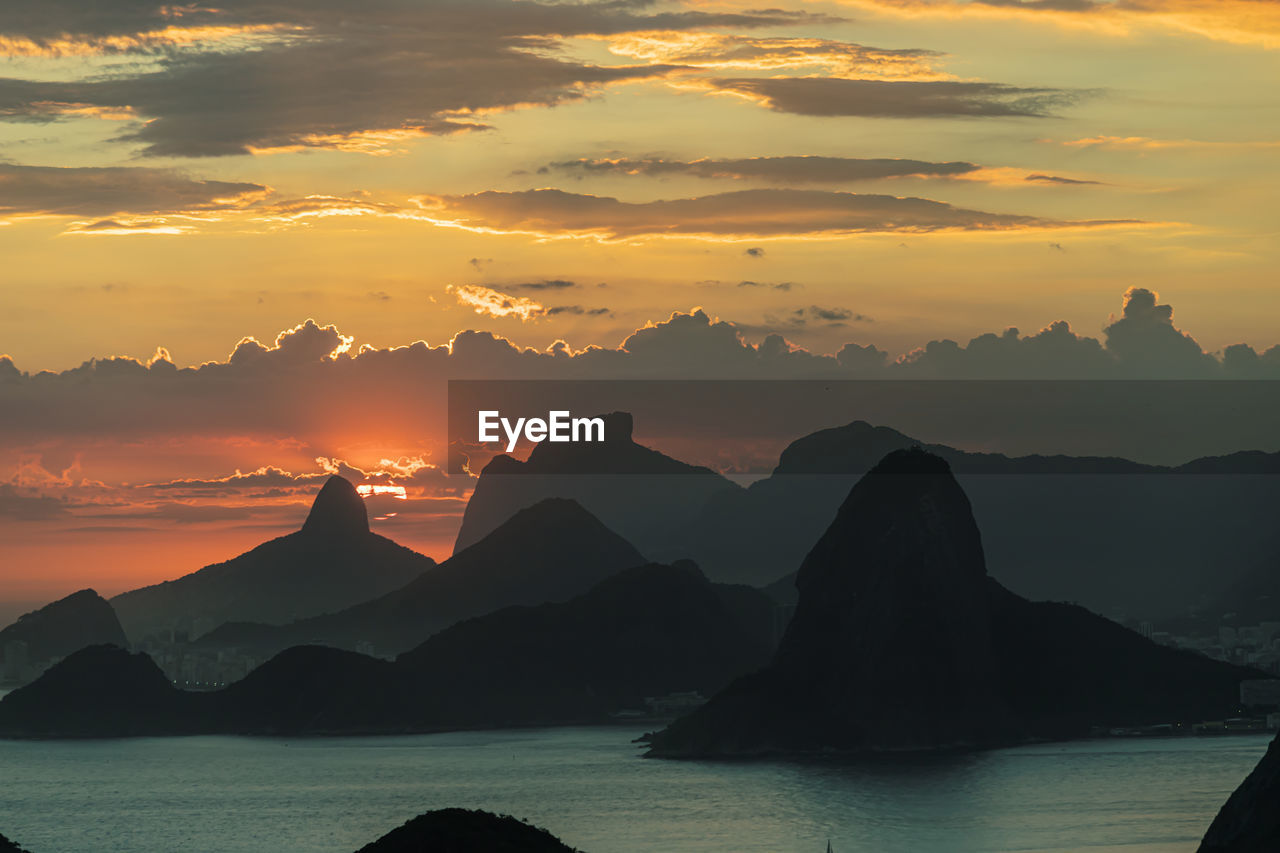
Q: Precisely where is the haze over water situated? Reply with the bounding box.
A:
[0,727,1267,853]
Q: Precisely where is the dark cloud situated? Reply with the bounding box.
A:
[745,247,766,257]
[738,281,797,291]
[544,305,612,317]
[1102,287,1218,377]
[1025,173,1102,185]
[709,77,1078,118]
[0,484,67,520]
[0,164,267,217]
[507,280,577,291]
[544,155,981,183]
[0,1,821,157]
[421,187,1129,238]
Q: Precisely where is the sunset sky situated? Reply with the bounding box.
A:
[1,0,1278,615]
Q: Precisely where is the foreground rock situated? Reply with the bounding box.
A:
[647,448,1258,757]
[111,475,434,641]
[353,808,579,852]
[0,832,29,853]
[1198,732,1280,853]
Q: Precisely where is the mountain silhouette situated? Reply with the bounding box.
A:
[199,497,647,657]
[353,809,580,853]
[0,644,197,737]
[453,411,738,559]
[0,590,127,680]
[680,420,1280,615]
[1197,731,1280,852]
[0,562,776,737]
[647,449,1259,757]
[109,475,434,640]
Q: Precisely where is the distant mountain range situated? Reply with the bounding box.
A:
[110,476,435,641]
[199,496,649,657]
[462,416,1280,617]
[646,449,1260,758]
[0,560,776,737]
[0,590,126,682]
[455,411,738,554]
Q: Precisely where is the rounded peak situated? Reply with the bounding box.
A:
[601,411,633,442]
[301,475,370,538]
[870,446,953,476]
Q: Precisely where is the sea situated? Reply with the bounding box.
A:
[0,717,1268,853]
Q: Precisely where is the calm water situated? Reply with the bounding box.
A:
[0,726,1268,853]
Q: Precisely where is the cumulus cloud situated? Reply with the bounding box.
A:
[542,155,982,183]
[419,187,1128,239]
[709,78,1079,118]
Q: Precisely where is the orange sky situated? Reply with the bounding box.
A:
[1,0,1278,609]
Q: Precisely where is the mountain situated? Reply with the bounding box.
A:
[0,562,777,737]
[198,497,647,657]
[646,449,1259,758]
[0,644,199,737]
[0,590,127,682]
[453,411,739,558]
[353,809,580,853]
[679,421,1280,615]
[110,476,435,641]
[1198,731,1280,853]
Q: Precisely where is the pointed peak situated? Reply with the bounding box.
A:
[301,475,369,538]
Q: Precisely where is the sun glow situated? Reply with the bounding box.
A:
[356,484,407,500]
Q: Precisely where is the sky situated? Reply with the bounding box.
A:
[1,0,1278,614]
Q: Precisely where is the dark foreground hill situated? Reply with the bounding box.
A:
[354,809,579,853]
[0,590,127,679]
[111,476,434,641]
[199,497,647,657]
[0,562,776,737]
[647,448,1259,758]
[1198,732,1280,853]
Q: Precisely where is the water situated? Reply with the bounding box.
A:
[0,727,1268,853]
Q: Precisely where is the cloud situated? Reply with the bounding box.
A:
[602,31,942,79]
[708,78,1079,119]
[1101,287,1217,376]
[418,187,1132,239]
[1055,136,1280,151]
[450,284,547,322]
[0,164,268,218]
[0,484,68,520]
[543,155,982,183]
[745,247,766,257]
[1025,173,1102,185]
[506,279,577,291]
[852,0,1280,49]
[738,280,797,291]
[0,1,820,157]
